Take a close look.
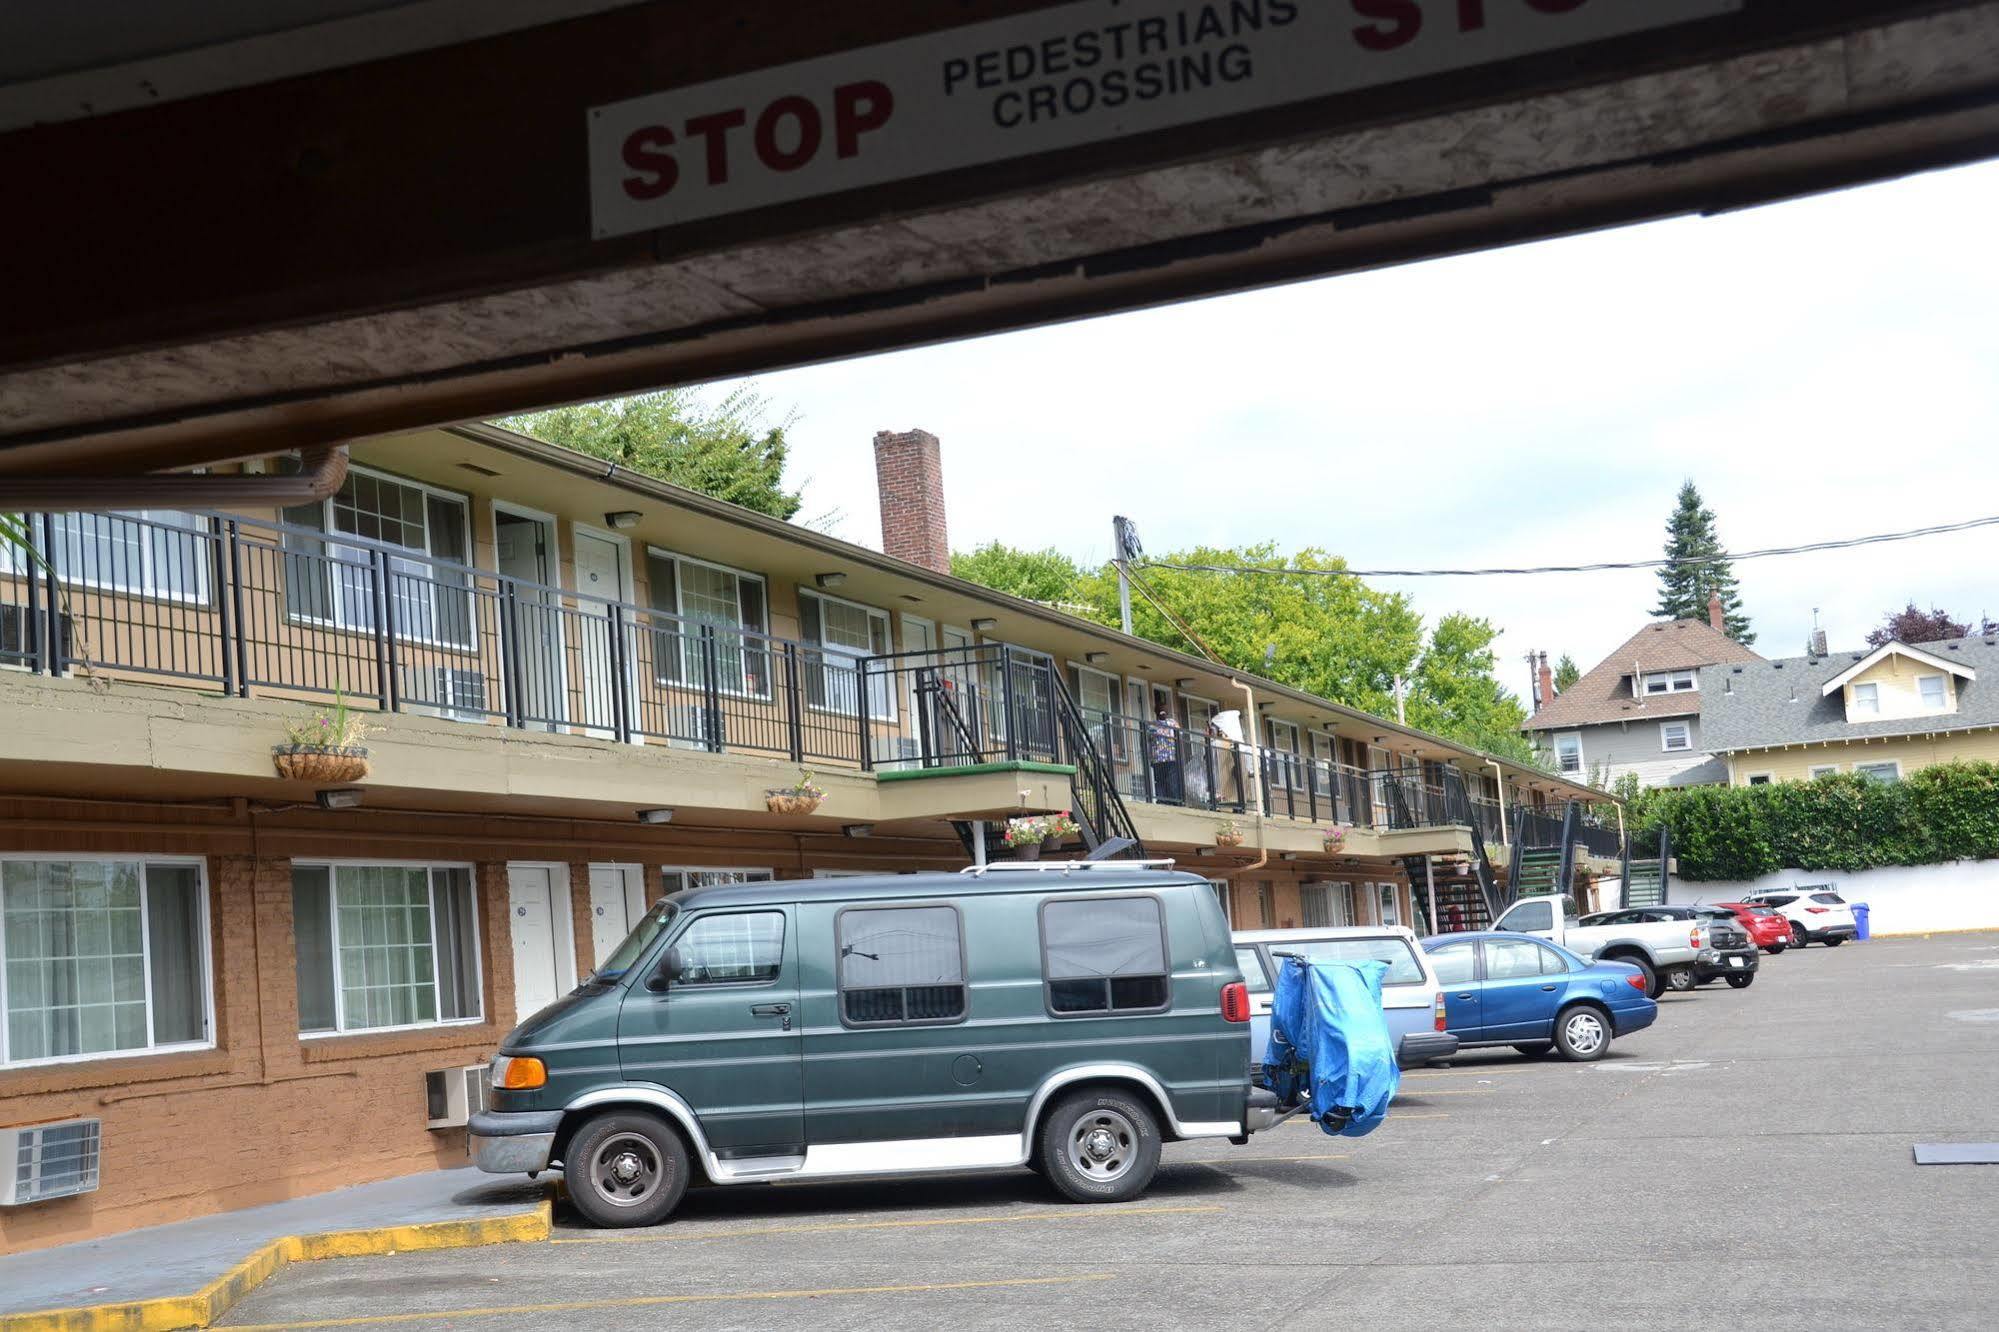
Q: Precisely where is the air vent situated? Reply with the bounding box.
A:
[425,1064,493,1130]
[1,1119,101,1206]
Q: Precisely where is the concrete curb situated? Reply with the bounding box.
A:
[0,1200,552,1332]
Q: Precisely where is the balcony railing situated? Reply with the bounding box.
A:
[1,510,1529,841]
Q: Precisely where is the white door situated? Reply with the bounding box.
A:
[508,864,564,1020]
[897,615,937,767]
[586,864,646,967]
[496,510,563,730]
[1378,883,1401,929]
[572,530,633,737]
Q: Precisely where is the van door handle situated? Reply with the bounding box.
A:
[750,1003,791,1016]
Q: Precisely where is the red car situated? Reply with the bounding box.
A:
[1712,902,1791,954]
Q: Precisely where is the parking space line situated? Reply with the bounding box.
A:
[223,1273,1118,1329]
[549,1203,1222,1246]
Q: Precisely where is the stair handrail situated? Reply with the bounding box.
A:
[1557,801,1581,899]
[1045,671,1144,858]
[1658,820,1673,904]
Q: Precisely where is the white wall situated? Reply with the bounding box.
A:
[1664,861,1999,937]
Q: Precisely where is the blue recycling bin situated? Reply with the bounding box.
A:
[1853,902,1871,941]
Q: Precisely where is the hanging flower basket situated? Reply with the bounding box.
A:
[1012,840,1043,862]
[1322,826,1350,854]
[1215,831,1246,849]
[766,769,826,815]
[272,744,370,783]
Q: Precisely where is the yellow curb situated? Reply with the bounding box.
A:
[0,1200,551,1332]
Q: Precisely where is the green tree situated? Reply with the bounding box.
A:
[1405,614,1536,763]
[950,543,1087,604]
[1552,654,1581,692]
[1652,480,1753,642]
[496,386,802,520]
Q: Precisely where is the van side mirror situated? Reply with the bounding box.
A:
[646,946,684,993]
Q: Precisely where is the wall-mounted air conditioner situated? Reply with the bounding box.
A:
[425,1064,494,1130]
[0,1118,101,1206]
[404,666,490,724]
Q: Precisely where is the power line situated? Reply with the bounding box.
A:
[1138,513,1999,580]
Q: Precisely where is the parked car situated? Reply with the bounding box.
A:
[1742,888,1859,948]
[470,865,1267,1226]
[1580,906,1761,990]
[1710,901,1792,954]
[1420,933,1657,1061]
[1234,926,1457,1069]
[1491,894,1704,998]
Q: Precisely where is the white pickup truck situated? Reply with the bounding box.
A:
[1492,894,1704,998]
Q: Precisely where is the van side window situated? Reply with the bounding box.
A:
[1040,896,1170,1016]
[835,906,966,1026]
[676,911,785,984]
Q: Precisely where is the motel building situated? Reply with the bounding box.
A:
[0,423,1602,1249]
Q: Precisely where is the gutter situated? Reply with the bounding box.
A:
[1231,676,1270,878]
[1,443,348,511]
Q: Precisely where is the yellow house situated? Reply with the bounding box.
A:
[1699,637,1999,785]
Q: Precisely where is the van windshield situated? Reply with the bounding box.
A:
[593,900,680,981]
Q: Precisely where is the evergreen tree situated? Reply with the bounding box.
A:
[1651,480,1754,643]
[1552,654,1581,693]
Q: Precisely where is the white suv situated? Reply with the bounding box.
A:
[1743,888,1858,948]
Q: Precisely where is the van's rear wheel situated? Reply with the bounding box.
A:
[564,1112,690,1228]
[1040,1089,1161,1204]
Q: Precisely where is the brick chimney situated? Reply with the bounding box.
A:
[1708,591,1726,634]
[873,428,949,574]
[1536,650,1555,715]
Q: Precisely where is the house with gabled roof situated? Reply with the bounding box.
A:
[1700,634,1999,785]
[1524,596,1765,789]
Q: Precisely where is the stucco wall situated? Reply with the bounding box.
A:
[1664,861,1999,936]
[1726,726,1999,785]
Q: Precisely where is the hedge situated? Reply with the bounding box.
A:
[1627,761,1999,882]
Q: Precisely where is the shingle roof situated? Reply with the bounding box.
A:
[1699,635,1999,753]
[1524,619,1764,732]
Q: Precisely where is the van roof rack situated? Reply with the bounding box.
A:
[959,858,1179,877]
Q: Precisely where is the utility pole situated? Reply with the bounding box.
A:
[1393,674,1407,726]
[1113,515,1139,636]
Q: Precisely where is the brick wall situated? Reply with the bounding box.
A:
[873,428,949,573]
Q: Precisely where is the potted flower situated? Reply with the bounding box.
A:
[1322,825,1350,854]
[766,770,826,816]
[1041,810,1081,851]
[273,691,372,782]
[1215,817,1245,849]
[1003,816,1049,860]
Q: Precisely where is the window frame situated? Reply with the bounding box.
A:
[1917,674,1949,711]
[286,463,477,651]
[644,547,772,701]
[1853,760,1902,784]
[40,511,214,607]
[1069,661,1125,762]
[832,901,969,1030]
[292,859,484,1040]
[1552,732,1583,774]
[1265,719,1304,791]
[0,854,215,1070]
[1036,892,1173,1020]
[1808,764,1840,779]
[1850,681,1881,716]
[1744,772,1774,786]
[799,587,898,723]
[662,908,788,989]
[1659,720,1694,753]
[659,866,775,897]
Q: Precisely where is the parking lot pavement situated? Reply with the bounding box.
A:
[218,934,1999,1331]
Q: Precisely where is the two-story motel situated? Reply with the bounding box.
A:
[0,422,1602,1248]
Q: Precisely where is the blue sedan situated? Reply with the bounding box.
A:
[1420,932,1658,1062]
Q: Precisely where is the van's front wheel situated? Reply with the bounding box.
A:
[564,1112,690,1228]
[1039,1089,1161,1204]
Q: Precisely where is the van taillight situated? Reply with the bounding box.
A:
[1434,993,1448,1032]
[1221,982,1250,1023]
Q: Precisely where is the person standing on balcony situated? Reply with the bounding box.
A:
[1212,709,1248,812]
[1149,705,1183,804]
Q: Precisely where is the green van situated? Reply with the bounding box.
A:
[469,863,1261,1226]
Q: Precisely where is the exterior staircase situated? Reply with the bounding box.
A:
[1506,801,1581,903]
[1622,824,1673,908]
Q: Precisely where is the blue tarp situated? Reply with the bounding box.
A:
[1261,957,1400,1138]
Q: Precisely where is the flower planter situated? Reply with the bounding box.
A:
[1323,839,1347,854]
[272,744,369,783]
[765,792,823,816]
[1010,841,1042,861]
[1215,832,1245,849]
[1041,835,1063,852]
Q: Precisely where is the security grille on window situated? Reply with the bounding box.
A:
[836,905,964,1025]
[282,467,474,647]
[0,859,210,1067]
[673,912,784,984]
[1041,896,1170,1015]
[292,865,481,1034]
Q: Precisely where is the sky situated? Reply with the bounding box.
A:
[706,157,1999,699]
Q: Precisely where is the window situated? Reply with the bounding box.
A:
[1428,943,1477,985]
[1207,879,1231,926]
[660,867,774,896]
[292,864,480,1035]
[1254,881,1276,929]
[799,590,895,721]
[1854,761,1901,783]
[1484,938,1554,979]
[1553,734,1583,774]
[1499,899,1553,933]
[1299,882,1332,929]
[644,550,770,698]
[1660,721,1693,753]
[1279,935,1425,986]
[1918,675,1949,711]
[1808,764,1840,779]
[1746,773,1773,786]
[835,905,964,1025]
[1809,892,1847,905]
[671,912,784,984]
[1,859,210,1067]
[1850,681,1881,716]
[283,467,473,647]
[1234,945,1271,993]
[1073,664,1126,761]
[1266,720,1303,790]
[1040,896,1170,1015]
[1641,670,1697,695]
[42,511,210,604]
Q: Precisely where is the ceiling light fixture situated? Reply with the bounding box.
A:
[314,788,364,811]
[604,510,643,530]
[1176,678,1196,689]
[1085,652,1110,665]
[815,572,848,589]
[971,618,998,632]
[636,808,675,824]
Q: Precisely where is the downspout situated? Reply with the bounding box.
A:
[3,443,349,510]
[1486,759,1509,843]
[1231,677,1269,878]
